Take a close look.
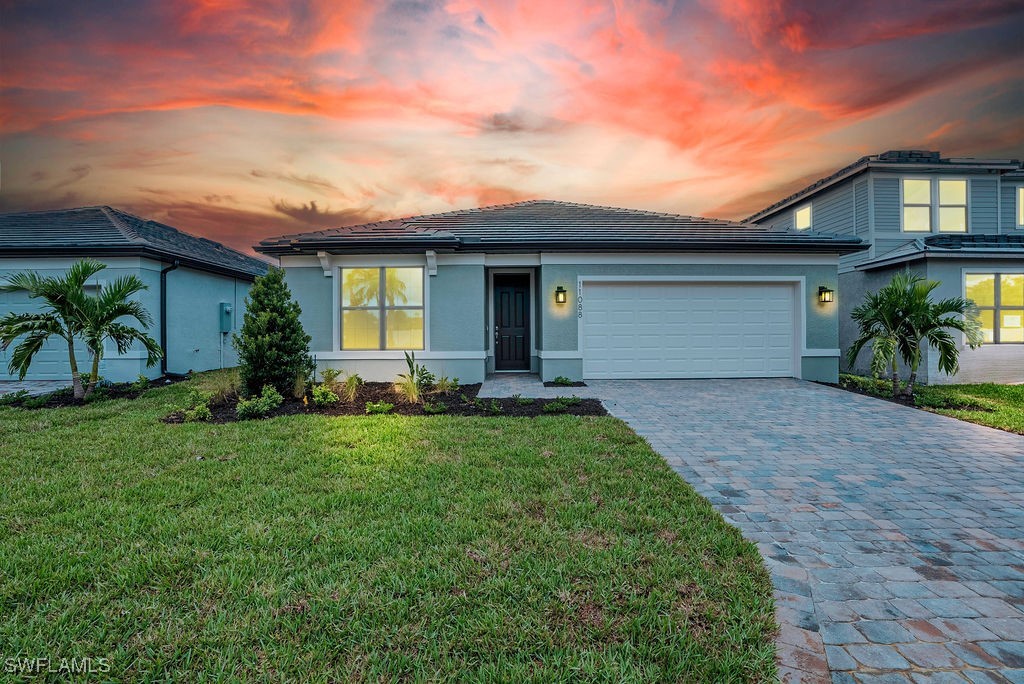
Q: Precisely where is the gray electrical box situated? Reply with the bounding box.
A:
[219,302,233,333]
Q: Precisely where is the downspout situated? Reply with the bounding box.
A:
[160,260,180,376]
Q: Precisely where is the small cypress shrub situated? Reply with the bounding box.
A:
[234,268,312,398]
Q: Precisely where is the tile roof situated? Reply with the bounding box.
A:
[257,200,866,255]
[0,206,269,279]
[746,151,1023,223]
[858,233,1024,271]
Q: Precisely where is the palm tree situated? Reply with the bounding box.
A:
[0,259,162,400]
[847,271,982,398]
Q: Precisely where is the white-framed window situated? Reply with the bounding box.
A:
[965,272,1024,344]
[1017,186,1024,229]
[901,178,968,233]
[340,267,424,350]
[794,203,812,231]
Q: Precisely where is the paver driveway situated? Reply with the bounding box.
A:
[592,379,1024,683]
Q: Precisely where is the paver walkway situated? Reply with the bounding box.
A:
[478,376,1024,682]
[593,379,1024,683]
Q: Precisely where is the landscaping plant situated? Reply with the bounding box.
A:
[847,271,983,398]
[340,373,363,402]
[312,384,340,407]
[394,351,435,403]
[0,258,162,400]
[236,385,284,420]
[422,401,448,414]
[234,268,312,398]
[365,401,394,415]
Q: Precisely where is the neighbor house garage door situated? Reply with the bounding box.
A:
[581,281,796,379]
[0,289,71,380]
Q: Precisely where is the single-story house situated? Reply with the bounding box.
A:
[255,200,866,384]
[746,150,1024,384]
[0,206,269,382]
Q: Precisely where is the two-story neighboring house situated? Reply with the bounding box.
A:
[747,150,1024,384]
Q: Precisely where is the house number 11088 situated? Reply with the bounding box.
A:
[577,295,583,318]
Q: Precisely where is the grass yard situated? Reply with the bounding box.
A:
[0,374,776,682]
[838,374,1024,435]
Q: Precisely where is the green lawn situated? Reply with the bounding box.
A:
[839,374,1024,435]
[0,374,776,682]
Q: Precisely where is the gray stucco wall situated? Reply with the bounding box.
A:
[430,265,486,352]
[284,267,334,352]
[164,264,250,375]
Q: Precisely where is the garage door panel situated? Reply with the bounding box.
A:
[582,281,796,379]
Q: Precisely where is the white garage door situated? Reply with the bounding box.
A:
[0,289,72,380]
[582,281,796,379]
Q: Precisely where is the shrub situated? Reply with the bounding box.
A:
[432,375,459,394]
[234,268,312,398]
[236,385,284,420]
[340,373,363,402]
[365,401,394,415]
[542,396,580,413]
[179,388,213,422]
[131,374,150,392]
[422,401,448,414]
[486,399,503,415]
[513,394,534,406]
[552,376,576,386]
[312,384,340,407]
[321,368,343,388]
[184,403,213,422]
[394,352,434,403]
[0,390,29,406]
[22,395,49,409]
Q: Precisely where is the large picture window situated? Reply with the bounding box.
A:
[965,273,1023,344]
[902,178,968,233]
[341,267,424,350]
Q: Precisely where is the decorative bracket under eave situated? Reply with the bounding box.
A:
[426,250,437,276]
[317,251,331,277]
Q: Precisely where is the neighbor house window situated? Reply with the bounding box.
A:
[794,204,812,230]
[341,267,424,350]
[1017,187,1024,229]
[902,178,968,233]
[965,273,1024,344]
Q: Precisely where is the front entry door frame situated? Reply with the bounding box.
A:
[488,268,535,371]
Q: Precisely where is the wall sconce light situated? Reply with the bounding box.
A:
[555,286,568,304]
[818,286,834,303]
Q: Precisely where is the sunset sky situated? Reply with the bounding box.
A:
[2,0,1023,254]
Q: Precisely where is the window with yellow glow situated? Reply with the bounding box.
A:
[902,178,968,233]
[902,179,931,232]
[794,204,812,230]
[340,267,424,350]
[966,272,1023,344]
[1018,187,1024,229]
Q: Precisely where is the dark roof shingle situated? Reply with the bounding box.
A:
[257,200,866,255]
[0,206,269,279]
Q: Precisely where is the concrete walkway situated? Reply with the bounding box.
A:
[0,380,69,396]
[481,375,1024,682]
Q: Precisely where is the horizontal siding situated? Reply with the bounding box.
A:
[854,180,869,238]
[969,178,998,234]
[1002,182,1023,231]
[813,183,854,236]
[872,176,901,235]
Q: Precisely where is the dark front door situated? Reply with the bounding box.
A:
[494,275,530,370]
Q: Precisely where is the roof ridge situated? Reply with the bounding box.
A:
[100,206,147,244]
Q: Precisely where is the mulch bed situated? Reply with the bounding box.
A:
[542,380,587,388]
[822,381,990,412]
[164,382,607,423]
[3,376,188,409]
